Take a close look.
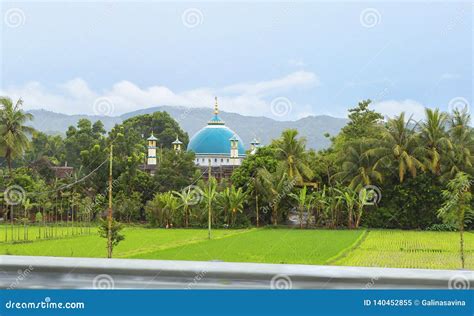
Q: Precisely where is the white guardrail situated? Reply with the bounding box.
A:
[0,255,473,289]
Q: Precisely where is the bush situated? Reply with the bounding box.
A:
[362,174,444,229]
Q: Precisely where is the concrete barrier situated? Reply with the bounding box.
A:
[0,255,472,289]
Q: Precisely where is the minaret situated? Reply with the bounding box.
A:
[147,133,158,166]
[229,135,239,158]
[214,96,219,115]
[172,135,183,153]
[250,138,261,155]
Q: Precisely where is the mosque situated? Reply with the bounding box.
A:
[144,98,260,179]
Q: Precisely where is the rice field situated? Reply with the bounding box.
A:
[336,230,474,270]
[0,226,471,270]
[0,226,247,258]
[129,229,365,265]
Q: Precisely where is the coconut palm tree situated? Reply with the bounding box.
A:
[333,141,383,190]
[443,108,474,180]
[419,108,452,175]
[258,166,292,225]
[437,172,474,269]
[274,129,313,185]
[367,113,425,183]
[0,97,34,174]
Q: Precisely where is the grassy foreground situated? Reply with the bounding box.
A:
[0,226,472,270]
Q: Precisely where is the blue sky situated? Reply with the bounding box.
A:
[1,1,472,120]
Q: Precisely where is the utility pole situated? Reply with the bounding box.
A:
[107,144,113,258]
[256,194,259,228]
[208,159,211,240]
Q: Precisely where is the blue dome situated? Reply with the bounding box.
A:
[187,121,245,156]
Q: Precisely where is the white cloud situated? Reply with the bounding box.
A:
[220,71,318,95]
[0,71,319,119]
[372,99,426,121]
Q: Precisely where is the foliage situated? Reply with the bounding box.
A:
[114,191,143,222]
[98,218,125,252]
[0,97,34,172]
[438,172,473,268]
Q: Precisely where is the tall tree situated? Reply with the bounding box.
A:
[258,166,292,225]
[419,108,451,175]
[367,113,425,183]
[273,129,313,185]
[0,97,34,174]
[444,108,474,180]
[333,141,383,190]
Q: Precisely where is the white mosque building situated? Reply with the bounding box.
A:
[144,98,260,178]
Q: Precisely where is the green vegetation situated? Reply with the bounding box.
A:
[1,95,474,268]
[337,230,474,270]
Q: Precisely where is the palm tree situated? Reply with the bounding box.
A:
[333,141,383,190]
[274,129,313,185]
[160,192,179,228]
[367,113,425,183]
[258,166,292,225]
[0,97,34,174]
[419,108,452,175]
[222,186,247,226]
[443,108,474,180]
[249,176,264,227]
[201,177,217,238]
[173,187,197,227]
[437,172,473,268]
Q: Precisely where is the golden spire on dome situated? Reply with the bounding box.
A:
[214,96,219,115]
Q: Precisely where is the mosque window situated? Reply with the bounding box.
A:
[221,159,223,162]
[227,159,229,163]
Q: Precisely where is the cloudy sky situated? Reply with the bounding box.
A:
[1,1,472,121]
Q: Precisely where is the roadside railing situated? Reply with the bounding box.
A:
[0,255,472,289]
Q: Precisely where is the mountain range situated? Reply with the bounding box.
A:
[26,106,348,150]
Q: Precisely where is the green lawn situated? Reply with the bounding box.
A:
[336,230,474,270]
[0,226,471,270]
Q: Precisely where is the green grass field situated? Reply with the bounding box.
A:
[0,225,472,270]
